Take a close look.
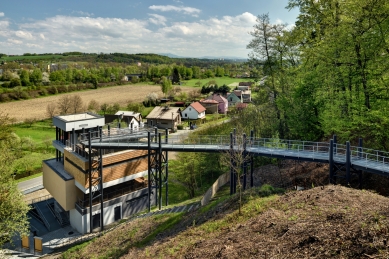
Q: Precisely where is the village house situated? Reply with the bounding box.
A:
[232,89,252,103]
[238,82,253,90]
[104,111,143,130]
[203,94,228,114]
[226,92,242,106]
[146,106,181,131]
[181,102,206,120]
[199,99,219,114]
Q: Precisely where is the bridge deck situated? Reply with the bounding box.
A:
[80,132,389,176]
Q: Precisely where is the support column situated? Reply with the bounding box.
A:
[243,133,247,190]
[329,139,334,184]
[99,127,104,232]
[71,128,75,151]
[358,138,363,189]
[250,130,254,188]
[88,132,93,233]
[346,141,351,184]
[147,131,151,212]
[158,133,162,210]
[230,132,234,195]
[165,128,169,206]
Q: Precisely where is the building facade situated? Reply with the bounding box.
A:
[43,113,153,234]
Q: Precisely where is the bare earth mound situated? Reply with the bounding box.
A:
[181,185,389,258]
[0,85,194,122]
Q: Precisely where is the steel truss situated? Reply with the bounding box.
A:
[230,129,255,195]
[148,128,169,211]
[329,136,363,188]
[88,129,104,233]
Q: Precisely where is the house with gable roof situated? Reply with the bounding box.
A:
[199,99,219,114]
[227,91,242,106]
[146,106,181,130]
[181,102,206,120]
[205,94,228,114]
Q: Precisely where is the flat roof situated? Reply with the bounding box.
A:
[53,112,105,131]
[57,113,100,122]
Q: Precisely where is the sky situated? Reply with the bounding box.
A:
[0,0,299,58]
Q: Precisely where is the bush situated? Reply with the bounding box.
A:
[177,124,184,130]
[68,84,77,92]
[39,88,48,96]
[47,86,58,95]
[56,85,68,93]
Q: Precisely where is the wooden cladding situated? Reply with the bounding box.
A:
[103,150,148,166]
[83,158,148,188]
[65,149,149,189]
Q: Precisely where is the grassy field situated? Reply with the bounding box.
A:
[182,77,249,87]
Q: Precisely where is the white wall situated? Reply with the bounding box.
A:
[70,202,122,234]
[182,106,201,120]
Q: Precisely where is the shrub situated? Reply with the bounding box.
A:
[68,84,77,92]
[39,88,48,96]
[56,85,68,93]
[47,86,58,95]
[177,124,184,130]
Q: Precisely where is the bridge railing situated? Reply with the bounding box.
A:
[250,138,331,154]
[350,147,389,168]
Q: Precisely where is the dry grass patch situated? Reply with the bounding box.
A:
[0,84,194,122]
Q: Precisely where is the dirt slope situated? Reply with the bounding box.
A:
[56,184,389,258]
[178,185,389,258]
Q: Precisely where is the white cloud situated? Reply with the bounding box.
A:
[149,5,200,16]
[72,11,94,17]
[15,30,34,39]
[0,20,9,30]
[0,12,4,17]
[4,12,256,57]
[8,39,23,45]
[148,14,167,26]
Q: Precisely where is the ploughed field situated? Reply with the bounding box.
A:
[0,85,193,122]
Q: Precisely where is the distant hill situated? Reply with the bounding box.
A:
[159,52,247,61]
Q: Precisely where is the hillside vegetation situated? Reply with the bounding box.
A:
[58,185,389,258]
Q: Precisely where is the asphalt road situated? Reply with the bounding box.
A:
[17,176,43,192]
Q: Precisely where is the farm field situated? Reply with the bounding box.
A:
[0,84,194,122]
[182,77,247,87]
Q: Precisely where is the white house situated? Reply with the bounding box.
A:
[115,111,143,130]
[182,102,206,120]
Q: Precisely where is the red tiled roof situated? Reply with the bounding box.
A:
[236,103,248,109]
[200,99,218,104]
[190,101,206,113]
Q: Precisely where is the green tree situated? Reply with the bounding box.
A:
[161,76,172,96]
[10,78,21,88]
[0,113,30,248]
[29,69,43,85]
[172,67,181,84]
[19,70,30,86]
[90,74,98,89]
[170,153,200,198]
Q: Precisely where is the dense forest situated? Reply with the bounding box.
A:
[245,0,389,150]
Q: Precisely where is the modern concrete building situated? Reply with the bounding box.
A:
[43,113,152,234]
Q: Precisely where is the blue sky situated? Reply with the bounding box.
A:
[0,0,299,58]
